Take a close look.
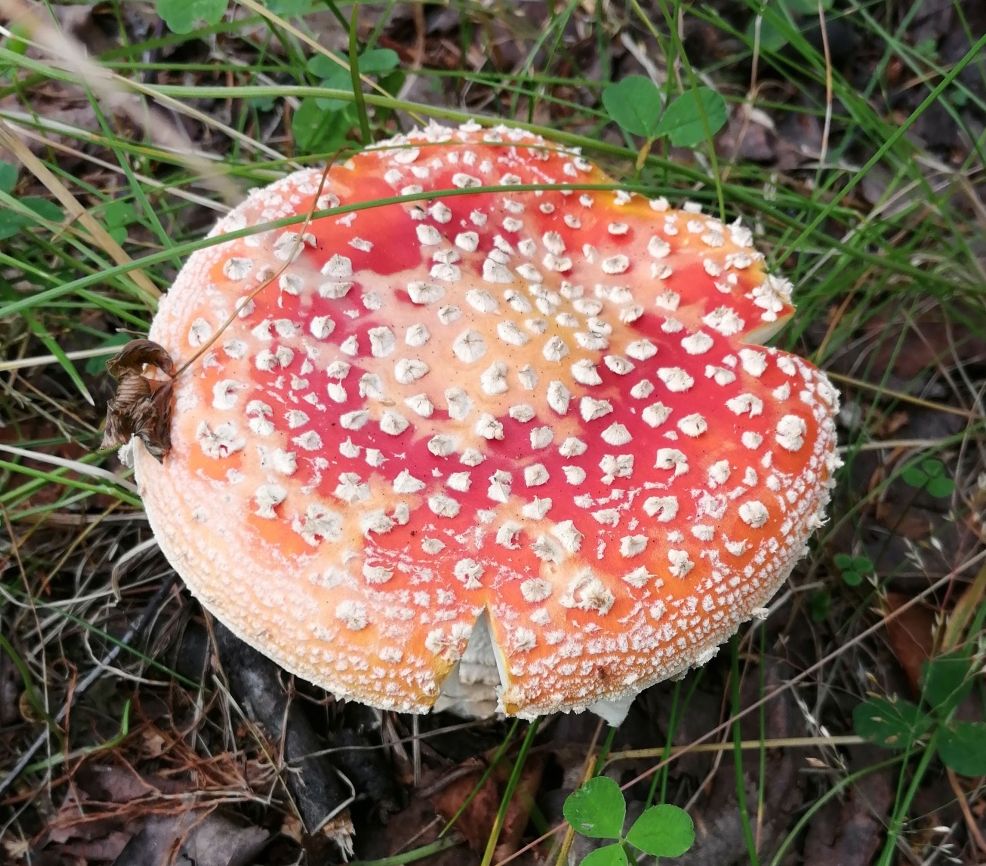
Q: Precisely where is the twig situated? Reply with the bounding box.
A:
[605,734,865,766]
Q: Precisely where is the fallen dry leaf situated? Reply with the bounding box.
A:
[883,592,936,696]
[101,339,175,461]
[431,765,501,851]
[432,754,544,856]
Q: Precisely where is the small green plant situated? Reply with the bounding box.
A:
[156,0,313,35]
[747,0,834,53]
[156,0,227,34]
[809,588,831,622]
[101,200,139,245]
[854,649,986,776]
[307,50,400,111]
[294,49,401,153]
[834,553,874,586]
[602,76,727,167]
[564,777,695,864]
[0,161,63,240]
[901,457,955,498]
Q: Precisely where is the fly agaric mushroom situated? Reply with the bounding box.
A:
[128,122,839,722]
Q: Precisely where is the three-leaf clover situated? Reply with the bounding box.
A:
[833,553,873,587]
[901,458,954,498]
[602,75,728,164]
[854,649,986,776]
[308,49,400,110]
[294,49,401,154]
[564,777,695,864]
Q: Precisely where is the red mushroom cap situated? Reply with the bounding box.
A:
[133,122,839,717]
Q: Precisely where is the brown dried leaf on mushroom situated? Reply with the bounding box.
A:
[101,338,176,461]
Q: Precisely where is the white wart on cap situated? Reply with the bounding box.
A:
[134,122,839,718]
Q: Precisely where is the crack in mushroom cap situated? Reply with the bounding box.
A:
[134,121,840,717]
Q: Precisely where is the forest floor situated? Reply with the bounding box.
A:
[1,1,984,865]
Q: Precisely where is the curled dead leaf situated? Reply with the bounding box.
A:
[105,339,176,379]
[101,339,176,461]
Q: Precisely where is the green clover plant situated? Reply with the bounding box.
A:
[834,553,874,587]
[294,49,401,154]
[854,648,986,776]
[901,457,955,498]
[602,76,727,168]
[564,777,695,865]
[101,200,139,245]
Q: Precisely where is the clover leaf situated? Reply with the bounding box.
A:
[564,777,695,864]
[833,553,873,587]
[655,87,729,147]
[901,457,954,498]
[625,804,696,858]
[938,722,986,777]
[603,78,728,154]
[921,650,975,717]
[602,75,663,139]
[102,200,139,245]
[156,0,226,34]
[582,845,628,866]
[853,696,931,749]
[856,651,984,779]
[564,777,626,839]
